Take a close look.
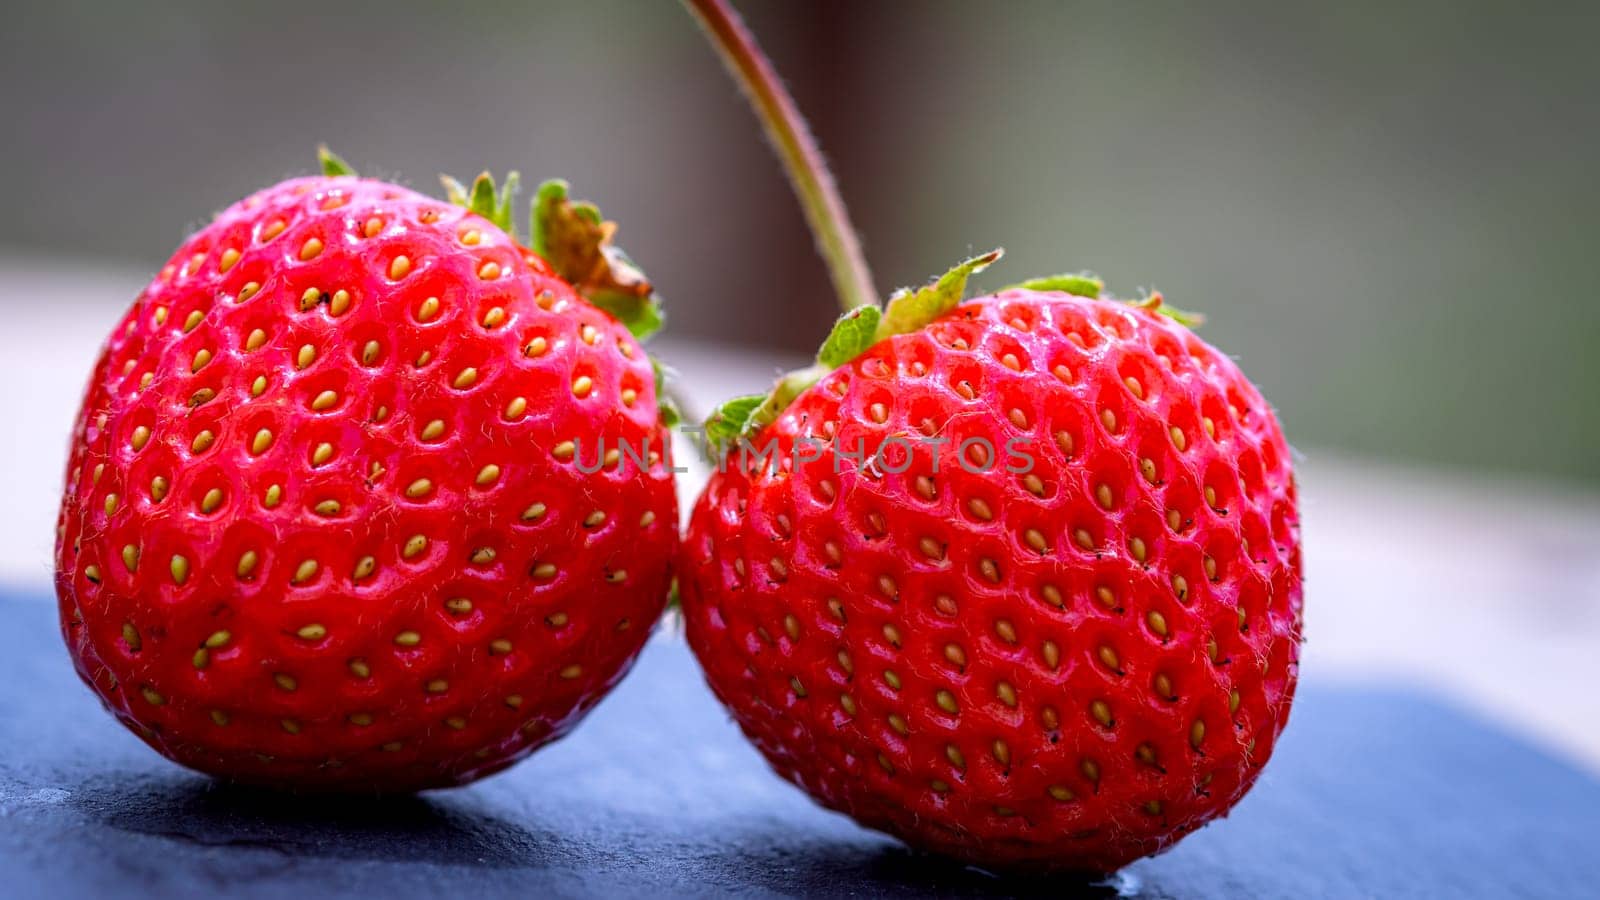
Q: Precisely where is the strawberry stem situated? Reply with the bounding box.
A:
[682,0,878,315]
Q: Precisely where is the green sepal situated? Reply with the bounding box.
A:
[438,170,672,416]
[749,365,828,433]
[651,358,682,428]
[469,173,499,224]
[702,365,827,457]
[704,394,766,455]
[317,145,356,177]
[874,249,1003,341]
[1131,290,1206,328]
[441,171,521,239]
[441,174,469,207]
[1004,272,1103,298]
[532,179,665,342]
[816,304,882,369]
[658,397,682,429]
[700,251,1004,455]
[1012,272,1205,329]
[494,172,521,234]
[533,179,602,245]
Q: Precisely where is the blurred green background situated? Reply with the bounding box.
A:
[3,0,1596,484]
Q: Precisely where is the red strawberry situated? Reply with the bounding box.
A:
[680,257,1302,872]
[55,149,678,792]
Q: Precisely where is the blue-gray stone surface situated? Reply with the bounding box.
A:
[2,591,1595,899]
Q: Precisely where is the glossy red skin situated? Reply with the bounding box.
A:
[56,175,677,791]
[681,291,1302,872]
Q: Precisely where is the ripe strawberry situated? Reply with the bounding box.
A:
[55,149,678,792]
[680,257,1302,872]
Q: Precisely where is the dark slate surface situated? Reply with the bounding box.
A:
[2,589,1596,900]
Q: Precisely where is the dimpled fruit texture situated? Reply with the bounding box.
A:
[55,175,677,791]
[681,290,1302,873]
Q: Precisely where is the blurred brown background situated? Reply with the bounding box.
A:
[2,0,1597,484]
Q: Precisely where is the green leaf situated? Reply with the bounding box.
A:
[1005,272,1103,298]
[317,145,356,177]
[874,249,1002,341]
[532,179,665,341]
[816,304,883,368]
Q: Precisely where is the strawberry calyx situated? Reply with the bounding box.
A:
[702,252,1205,455]
[873,249,1004,342]
[321,147,664,342]
[704,250,999,454]
[317,145,357,178]
[1130,291,1207,328]
[441,171,523,241]
[1005,272,1206,328]
[318,146,677,425]
[437,174,667,345]
[530,180,664,343]
[1001,271,1105,298]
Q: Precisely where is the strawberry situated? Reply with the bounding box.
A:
[55,149,678,792]
[679,257,1302,872]
[677,0,1303,869]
